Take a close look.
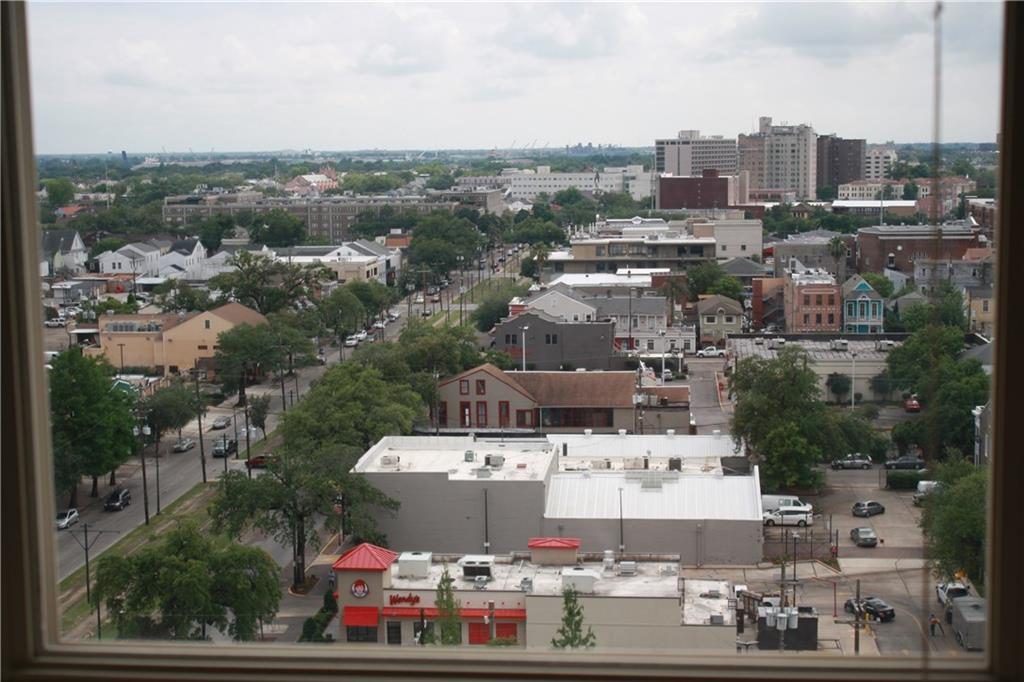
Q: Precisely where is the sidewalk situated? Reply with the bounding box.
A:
[264,533,344,643]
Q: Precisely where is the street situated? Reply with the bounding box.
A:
[685,356,732,434]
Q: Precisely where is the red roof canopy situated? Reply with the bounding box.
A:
[332,543,398,572]
[527,537,581,549]
[342,606,379,627]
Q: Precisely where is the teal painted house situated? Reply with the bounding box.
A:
[841,275,884,334]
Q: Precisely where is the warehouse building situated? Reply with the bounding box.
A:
[353,434,763,564]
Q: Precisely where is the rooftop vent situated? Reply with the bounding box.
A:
[710,614,725,625]
[475,467,492,478]
[618,561,637,576]
[485,454,505,468]
[618,429,628,436]
[397,551,432,579]
[464,450,476,462]
[519,577,534,593]
[380,455,400,467]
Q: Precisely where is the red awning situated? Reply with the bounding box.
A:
[342,606,379,627]
[527,537,581,549]
[380,607,526,621]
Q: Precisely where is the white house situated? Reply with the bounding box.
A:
[158,239,206,279]
[96,242,161,277]
[40,228,88,276]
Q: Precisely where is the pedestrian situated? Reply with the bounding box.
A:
[929,613,939,636]
[328,570,336,591]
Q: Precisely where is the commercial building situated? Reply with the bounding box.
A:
[656,170,750,210]
[967,197,997,229]
[161,196,457,244]
[964,286,995,336]
[552,230,716,276]
[841,275,885,334]
[738,116,817,200]
[77,302,267,376]
[782,261,841,333]
[836,180,906,201]
[353,434,764,561]
[506,165,653,202]
[655,130,738,176]
[863,145,898,180]
[493,311,616,370]
[689,218,763,261]
[697,295,744,344]
[913,248,995,294]
[831,199,918,218]
[816,135,866,189]
[727,336,907,401]
[331,541,737,650]
[856,223,981,274]
[772,230,854,282]
[434,363,690,434]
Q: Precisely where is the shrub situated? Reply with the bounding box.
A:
[323,589,338,614]
[487,636,518,646]
[887,470,927,490]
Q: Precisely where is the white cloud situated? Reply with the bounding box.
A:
[26,2,1003,153]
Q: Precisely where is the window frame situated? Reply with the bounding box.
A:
[2,4,1023,682]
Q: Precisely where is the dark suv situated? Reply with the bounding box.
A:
[885,455,926,470]
[212,439,238,458]
[104,488,131,511]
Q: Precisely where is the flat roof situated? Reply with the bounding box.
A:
[548,274,653,288]
[727,337,901,362]
[353,436,557,481]
[388,558,685,599]
[550,433,737,467]
[544,469,762,521]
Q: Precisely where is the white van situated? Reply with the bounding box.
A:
[763,508,814,527]
[761,494,813,514]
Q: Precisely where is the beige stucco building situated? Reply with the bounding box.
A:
[79,302,267,376]
[697,295,744,344]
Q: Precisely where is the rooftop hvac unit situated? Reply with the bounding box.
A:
[591,459,611,470]
[519,577,534,592]
[829,339,849,351]
[668,457,683,471]
[473,575,490,589]
[666,429,676,437]
[380,455,400,467]
[618,561,637,576]
[618,429,628,436]
[624,457,645,470]
[561,566,600,594]
[768,338,787,350]
[709,614,725,625]
[876,339,896,351]
[397,551,432,578]
[485,454,505,468]
[754,338,764,345]
[464,450,476,462]
[475,467,492,478]
[603,551,615,572]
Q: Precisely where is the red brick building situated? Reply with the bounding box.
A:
[656,170,747,209]
[856,224,980,274]
[783,266,841,333]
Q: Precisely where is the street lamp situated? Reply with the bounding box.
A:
[659,329,667,382]
[189,365,208,484]
[132,408,151,525]
[521,325,529,371]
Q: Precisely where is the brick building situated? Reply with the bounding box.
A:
[856,224,980,274]
[655,170,749,210]
[782,262,841,333]
[816,135,865,189]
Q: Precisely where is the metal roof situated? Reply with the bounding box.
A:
[544,469,762,521]
[332,543,398,572]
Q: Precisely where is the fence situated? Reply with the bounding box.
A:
[762,525,838,563]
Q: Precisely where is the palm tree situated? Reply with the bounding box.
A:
[827,236,847,280]
[660,278,687,326]
[532,243,551,280]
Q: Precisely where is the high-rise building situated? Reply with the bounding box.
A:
[738,116,817,200]
[816,135,866,190]
[655,130,738,176]
[863,145,898,180]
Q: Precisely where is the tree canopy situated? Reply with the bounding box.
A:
[214,322,283,405]
[248,208,306,247]
[551,586,596,649]
[96,522,280,641]
[209,251,333,315]
[920,462,987,592]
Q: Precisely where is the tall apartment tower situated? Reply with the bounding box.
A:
[738,116,817,200]
[816,135,866,189]
[655,130,738,176]
[863,145,898,180]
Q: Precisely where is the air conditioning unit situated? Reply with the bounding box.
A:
[397,551,432,578]
[591,459,611,470]
[464,450,476,462]
[768,338,787,350]
[380,455,400,467]
[876,339,896,352]
[485,454,505,468]
[668,457,682,471]
[829,339,849,351]
[618,561,637,576]
[710,614,725,625]
[475,467,492,478]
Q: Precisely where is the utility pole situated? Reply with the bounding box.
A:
[67,523,118,639]
[133,403,151,525]
[244,405,253,479]
[834,578,866,655]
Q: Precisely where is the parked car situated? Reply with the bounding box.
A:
[172,437,196,453]
[696,347,723,358]
[212,438,238,458]
[344,335,359,347]
[852,500,886,517]
[762,508,813,527]
[246,453,277,469]
[387,311,400,322]
[937,581,971,608]
[56,508,79,530]
[913,480,943,506]
[661,369,673,382]
[831,454,873,470]
[373,320,387,330]
[44,317,67,328]
[849,527,879,547]
[904,395,921,413]
[761,495,813,514]
[103,488,131,511]
[885,455,925,470]
[355,330,368,341]
[844,597,895,622]
[210,416,231,430]
[413,295,425,304]
[420,309,432,317]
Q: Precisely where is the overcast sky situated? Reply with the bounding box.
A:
[27,2,1004,154]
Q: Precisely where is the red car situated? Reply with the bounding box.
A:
[904,396,921,413]
[246,454,277,469]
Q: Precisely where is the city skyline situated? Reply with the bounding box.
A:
[28,2,1003,154]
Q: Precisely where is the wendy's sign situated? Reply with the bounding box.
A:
[351,579,369,598]
[389,593,421,606]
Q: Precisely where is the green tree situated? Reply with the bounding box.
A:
[886,326,964,397]
[827,236,847,276]
[759,422,820,491]
[43,178,75,210]
[920,466,987,592]
[145,381,201,445]
[428,564,462,645]
[345,280,397,327]
[408,213,483,278]
[869,370,895,401]
[472,281,529,332]
[210,251,332,315]
[197,214,236,251]
[686,261,726,300]
[551,586,596,649]
[826,372,852,403]
[49,349,136,506]
[398,320,481,377]
[96,522,280,640]
[320,286,365,349]
[508,218,566,246]
[214,323,282,406]
[249,208,306,247]
[153,280,213,313]
[903,182,920,200]
[519,255,538,279]
[88,236,127,259]
[862,272,894,299]
[247,395,271,439]
[706,275,743,302]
